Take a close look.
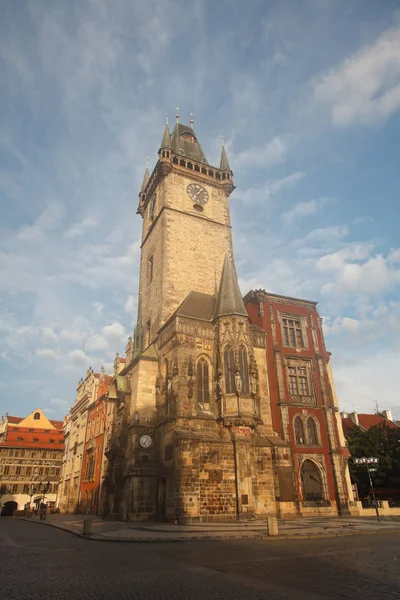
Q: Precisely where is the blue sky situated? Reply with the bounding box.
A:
[1,0,399,421]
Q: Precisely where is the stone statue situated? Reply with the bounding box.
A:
[187,376,194,399]
[235,370,242,394]
[251,372,258,396]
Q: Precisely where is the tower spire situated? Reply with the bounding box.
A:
[160,115,171,148]
[190,113,194,129]
[214,253,247,319]
[140,159,150,193]
[220,137,231,170]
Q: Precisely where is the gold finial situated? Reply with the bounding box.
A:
[176,107,180,123]
[166,113,169,125]
[190,112,194,129]
[146,157,149,168]
[221,136,225,147]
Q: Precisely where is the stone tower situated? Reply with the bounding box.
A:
[136,115,235,347]
[105,117,293,523]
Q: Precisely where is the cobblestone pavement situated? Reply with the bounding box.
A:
[0,518,399,599]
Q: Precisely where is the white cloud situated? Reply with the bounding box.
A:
[68,349,93,367]
[36,348,58,360]
[233,136,287,168]
[313,26,400,126]
[282,198,321,225]
[234,172,305,205]
[64,217,97,238]
[40,327,58,346]
[124,294,136,314]
[85,321,127,353]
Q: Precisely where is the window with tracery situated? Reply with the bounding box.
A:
[197,358,209,405]
[294,416,305,445]
[224,345,235,394]
[238,345,250,394]
[288,365,310,396]
[282,316,304,348]
[307,417,318,445]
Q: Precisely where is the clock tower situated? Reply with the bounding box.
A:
[105,115,291,524]
[136,115,235,347]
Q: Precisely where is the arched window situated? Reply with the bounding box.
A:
[307,417,318,445]
[301,460,323,501]
[238,345,250,394]
[224,345,235,394]
[34,412,40,420]
[197,358,209,405]
[294,416,305,445]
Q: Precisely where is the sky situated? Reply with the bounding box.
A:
[1,0,400,421]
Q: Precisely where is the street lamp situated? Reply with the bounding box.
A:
[354,457,380,522]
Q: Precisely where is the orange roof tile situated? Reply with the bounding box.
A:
[342,418,357,435]
[358,414,398,430]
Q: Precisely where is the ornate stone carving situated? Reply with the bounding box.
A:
[235,370,242,395]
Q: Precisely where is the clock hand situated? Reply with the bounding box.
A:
[193,189,203,199]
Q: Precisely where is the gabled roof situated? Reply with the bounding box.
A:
[214,254,248,319]
[358,414,398,430]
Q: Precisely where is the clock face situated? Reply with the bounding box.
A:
[186,183,209,205]
[139,434,152,448]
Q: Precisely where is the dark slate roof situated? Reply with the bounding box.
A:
[176,291,215,321]
[171,123,208,163]
[160,123,171,148]
[220,144,230,170]
[214,254,248,318]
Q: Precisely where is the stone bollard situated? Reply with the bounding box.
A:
[82,518,92,536]
[267,516,279,537]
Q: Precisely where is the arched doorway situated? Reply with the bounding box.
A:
[301,460,324,502]
[1,501,17,516]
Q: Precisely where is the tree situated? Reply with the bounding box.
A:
[346,423,400,499]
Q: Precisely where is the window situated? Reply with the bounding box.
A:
[9,450,14,457]
[238,345,250,394]
[31,452,36,458]
[288,365,310,396]
[23,484,29,493]
[45,467,49,476]
[34,412,40,420]
[282,317,304,348]
[15,451,19,457]
[12,484,18,493]
[224,345,235,394]
[43,452,47,458]
[4,466,10,475]
[294,416,305,445]
[20,449,25,457]
[147,255,153,283]
[301,460,324,502]
[307,418,318,445]
[86,455,95,479]
[197,358,210,405]
[26,467,32,476]
[16,467,21,475]
[147,320,151,346]
[149,194,156,220]
[52,453,57,459]
[33,437,39,443]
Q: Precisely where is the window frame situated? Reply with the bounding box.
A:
[223,344,235,394]
[279,313,308,350]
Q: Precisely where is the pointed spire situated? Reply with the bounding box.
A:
[214,254,248,319]
[220,137,230,170]
[190,113,194,129]
[160,115,171,148]
[140,159,149,193]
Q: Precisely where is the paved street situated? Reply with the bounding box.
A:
[1,519,400,599]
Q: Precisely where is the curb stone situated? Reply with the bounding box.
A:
[19,518,400,544]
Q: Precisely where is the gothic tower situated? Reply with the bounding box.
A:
[105,116,293,523]
[136,114,234,347]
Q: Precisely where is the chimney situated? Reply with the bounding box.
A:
[349,412,359,426]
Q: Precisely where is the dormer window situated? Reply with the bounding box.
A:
[178,149,185,156]
[34,412,40,420]
[180,132,196,143]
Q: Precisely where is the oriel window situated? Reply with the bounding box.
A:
[197,358,210,405]
[238,345,250,394]
[224,345,235,394]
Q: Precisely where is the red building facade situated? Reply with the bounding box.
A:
[245,290,352,516]
[79,374,113,514]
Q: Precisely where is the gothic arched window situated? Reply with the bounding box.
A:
[238,345,250,394]
[224,345,235,394]
[301,460,323,501]
[294,416,305,445]
[197,358,209,405]
[307,417,318,446]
